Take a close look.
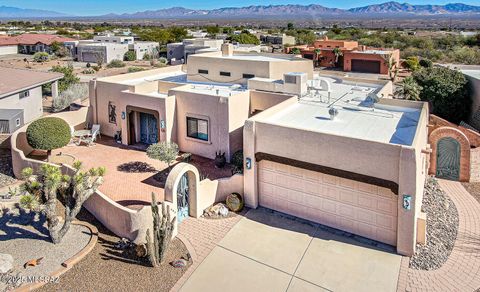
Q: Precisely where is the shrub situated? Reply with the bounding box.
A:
[159,57,167,64]
[394,76,422,101]
[146,142,179,171]
[92,65,101,72]
[404,56,420,71]
[419,59,433,68]
[33,52,49,62]
[86,62,91,68]
[124,51,137,61]
[413,66,471,123]
[128,67,146,73]
[107,59,126,68]
[26,117,71,160]
[52,83,89,112]
[81,68,95,74]
[142,53,152,60]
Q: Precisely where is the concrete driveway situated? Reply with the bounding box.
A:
[180,208,401,292]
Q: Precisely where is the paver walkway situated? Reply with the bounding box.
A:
[171,212,246,292]
[397,179,480,292]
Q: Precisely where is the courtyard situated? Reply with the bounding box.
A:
[48,137,233,209]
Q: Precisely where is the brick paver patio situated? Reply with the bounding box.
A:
[397,179,480,292]
[171,212,246,292]
[51,137,233,209]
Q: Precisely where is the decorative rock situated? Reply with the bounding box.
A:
[226,193,244,212]
[203,203,229,218]
[0,253,13,273]
[171,259,187,268]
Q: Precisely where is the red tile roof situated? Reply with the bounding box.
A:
[0,34,75,47]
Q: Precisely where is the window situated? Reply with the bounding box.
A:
[198,69,208,74]
[242,73,255,79]
[187,117,208,141]
[19,90,30,99]
[220,71,231,77]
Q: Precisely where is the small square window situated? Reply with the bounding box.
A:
[198,69,208,74]
[242,73,255,79]
[220,71,231,77]
[19,91,30,99]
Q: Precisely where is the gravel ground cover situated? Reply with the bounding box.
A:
[0,208,91,291]
[0,149,16,188]
[410,177,459,270]
[37,208,191,292]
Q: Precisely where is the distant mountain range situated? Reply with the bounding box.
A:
[100,2,480,19]
[1,2,480,19]
[0,6,69,18]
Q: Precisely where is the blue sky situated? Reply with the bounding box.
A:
[3,0,480,16]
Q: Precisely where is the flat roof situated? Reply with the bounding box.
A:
[0,67,63,98]
[193,52,304,62]
[263,78,420,146]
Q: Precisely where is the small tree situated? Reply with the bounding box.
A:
[332,47,343,67]
[94,51,105,68]
[50,64,80,93]
[395,76,422,101]
[124,51,136,61]
[20,162,105,244]
[290,47,301,55]
[147,142,179,171]
[26,117,71,161]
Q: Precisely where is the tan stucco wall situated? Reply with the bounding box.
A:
[186,52,313,84]
[1,86,43,123]
[243,97,429,256]
[250,90,297,114]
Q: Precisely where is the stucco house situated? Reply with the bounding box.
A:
[87,43,428,256]
[287,37,400,75]
[0,33,75,56]
[0,67,63,147]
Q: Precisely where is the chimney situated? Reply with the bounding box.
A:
[221,43,233,57]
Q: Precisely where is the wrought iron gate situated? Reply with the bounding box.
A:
[177,173,189,223]
[436,137,460,181]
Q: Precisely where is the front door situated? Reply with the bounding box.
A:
[140,113,158,144]
[177,173,189,223]
[436,137,461,181]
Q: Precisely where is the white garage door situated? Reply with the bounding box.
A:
[0,45,18,56]
[258,160,398,246]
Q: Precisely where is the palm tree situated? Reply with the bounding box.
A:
[314,48,321,67]
[395,76,422,101]
[332,47,343,67]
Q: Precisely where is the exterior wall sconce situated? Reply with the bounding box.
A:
[403,194,412,210]
[121,111,126,120]
[245,158,252,170]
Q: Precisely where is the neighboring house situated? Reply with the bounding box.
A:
[88,43,429,256]
[461,68,480,130]
[287,37,400,75]
[260,34,296,46]
[0,67,63,133]
[167,38,224,64]
[72,34,158,63]
[0,33,74,56]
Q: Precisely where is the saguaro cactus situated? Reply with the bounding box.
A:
[146,192,176,267]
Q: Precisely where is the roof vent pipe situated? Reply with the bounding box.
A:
[329,107,339,120]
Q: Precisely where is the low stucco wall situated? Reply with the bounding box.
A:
[9,108,178,243]
[198,174,244,211]
[470,148,480,182]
